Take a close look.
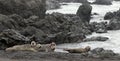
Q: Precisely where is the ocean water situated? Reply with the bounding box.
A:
[46,0,120,53]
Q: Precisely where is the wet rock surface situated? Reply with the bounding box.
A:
[92,0,112,5]
[83,36,109,42]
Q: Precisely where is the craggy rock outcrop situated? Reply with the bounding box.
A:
[83,36,109,42]
[0,29,30,50]
[57,0,89,3]
[76,3,92,23]
[0,12,92,45]
[90,22,108,33]
[92,0,112,5]
[0,0,46,18]
[46,0,61,10]
[105,9,120,30]
[32,13,91,44]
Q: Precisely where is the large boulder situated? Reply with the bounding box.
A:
[0,29,30,50]
[46,0,61,10]
[76,3,92,23]
[0,0,46,18]
[92,0,112,5]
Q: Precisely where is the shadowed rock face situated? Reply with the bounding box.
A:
[76,3,92,23]
[0,0,46,19]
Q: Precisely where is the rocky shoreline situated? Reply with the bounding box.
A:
[0,0,120,61]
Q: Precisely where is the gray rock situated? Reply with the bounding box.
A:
[0,0,46,19]
[92,0,112,5]
[104,12,115,20]
[89,48,116,58]
[0,29,30,49]
[57,0,89,3]
[90,22,108,33]
[46,0,61,10]
[83,36,109,42]
[96,28,107,33]
[107,17,120,30]
[32,13,90,44]
[76,3,92,23]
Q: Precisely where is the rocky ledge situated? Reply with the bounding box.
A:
[0,47,119,61]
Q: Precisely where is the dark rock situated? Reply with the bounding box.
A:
[104,12,115,20]
[0,29,30,50]
[76,3,92,23]
[96,29,107,33]
[20,26,48,44]
[92,0,112,5]
[114,0,120,1]
[46,0,61,10]
[106,9,120,19]
[0,14,24,32]
[90,22,108,33]
[90,48,116,58]
[32,13,91,44]
[107,17,120,30]
[0,0,46,19]
[92,13,99,15]
[105,9,120,30]
[83,36,109,42]
[9,14,27,28]
[57,0,89,3]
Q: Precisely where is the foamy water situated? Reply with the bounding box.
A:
[46,0,120,53]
